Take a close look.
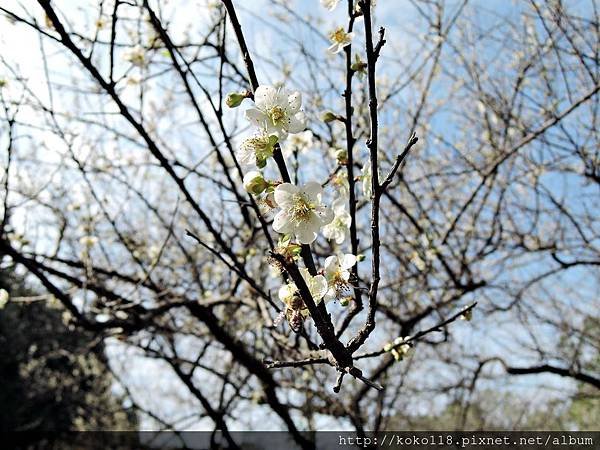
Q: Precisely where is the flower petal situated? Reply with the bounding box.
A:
[296,226,317,244]
[324,255,337,274]
[286,91,302,114]
[286,113,306,134]
[273,210,293,233]
[274,183,298,206]
[301,181,323,203]
[317,206,334,226]
[331,197,347,214]
[236,145,254,166]
[320,0,339,11]
[341,254,357,270]
[340,211,352,227]
[327,43,340,54]
[310,274,328,300]
[322,223,334,240]
[254,85,277,109]
[275,128,288,141]
[245,108,267,127]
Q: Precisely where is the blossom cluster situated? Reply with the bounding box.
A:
[227,0,384,330]
[383,337,413,362]
[228,80,365,331]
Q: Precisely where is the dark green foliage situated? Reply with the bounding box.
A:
[0,267,136,432]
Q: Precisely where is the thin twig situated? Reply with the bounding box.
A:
[379,132,419,193]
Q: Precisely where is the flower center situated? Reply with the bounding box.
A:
[331,271,350,296]
[330,28,348,44]
[290,194,314,223]
[246,136,269,151]
[332,270,343,283]
[268,106,286,127]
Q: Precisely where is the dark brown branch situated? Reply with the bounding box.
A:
[336,0,362,339]
[346,0,385,354]
[506,364,600,390]
[270,252,352,369]
[264,356,329,369]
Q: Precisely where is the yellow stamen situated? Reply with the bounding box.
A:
[268,106,286,127]
[290,194,314,223]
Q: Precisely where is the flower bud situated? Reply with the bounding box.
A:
[334,148,348,163]
[0,289,9,309]
[321,111,337,123]
[461,309,473,321]
[79,235,98,247]
[243,171,268,195]
[340,296,350,307]
[351,54,367,73]
[357,254,366,262]
[226,91,246,108]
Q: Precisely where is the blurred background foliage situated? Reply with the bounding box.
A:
[0,266,137,433]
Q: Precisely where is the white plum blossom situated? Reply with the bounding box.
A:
[323,254,357,300]
[283,130,315,159]
[245,85,306,140]
[273,182,333,244]
[330,172,350,198]
[323,198,351,244]
[320,0,340,11]
[237,132,278,168]
[288,130,314,151]
[277,267,328,331]
[123,45,146,67]
[278,267,328,307]
[328,27,354,55]
[361,162,372,198]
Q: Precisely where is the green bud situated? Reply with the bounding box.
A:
[0,79,6,88]
[357,254,366,262]
[226,91,246,108]
[340,297,350,307]
[321,111,337,123]
[243,171,268,195]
